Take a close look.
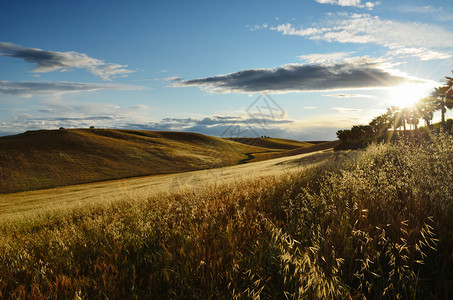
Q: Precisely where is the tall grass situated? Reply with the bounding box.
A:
[1,134,452,299]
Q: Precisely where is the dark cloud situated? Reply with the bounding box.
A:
[123,120,338,141]
[119,115,293,138]
[172,61,424,94]
[160,116,290,126]
[0,81,143,97]
[0,113,339,141]
[0,42,133,80]
[36,116,115,121]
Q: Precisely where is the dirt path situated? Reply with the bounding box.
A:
[0,149,333,219]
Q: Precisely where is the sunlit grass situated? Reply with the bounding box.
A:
[1,134,452,298]
[0,129,276,193]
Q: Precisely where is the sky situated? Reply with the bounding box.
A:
[1,0,453,140]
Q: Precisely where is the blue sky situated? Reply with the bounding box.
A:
[1,0,453,140]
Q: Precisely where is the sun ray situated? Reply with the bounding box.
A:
[386,83,434,108]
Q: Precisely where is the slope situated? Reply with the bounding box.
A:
[0,129,268,193]
[250,140,341,162]
[227,137,313,150]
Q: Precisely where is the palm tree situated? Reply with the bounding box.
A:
[401,107,412,131]
[444,70,453,96]
[408,106,420,131]
[443,71,453,121]
[416,97,435,128]
[387,106,402,131]
[431,86,451,125]
[369,112,391,135]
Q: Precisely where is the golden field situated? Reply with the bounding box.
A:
[0,133,452,299]
[0,129,311,193]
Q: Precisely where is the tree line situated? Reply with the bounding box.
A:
[337,71,453,143]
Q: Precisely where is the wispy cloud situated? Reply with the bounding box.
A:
[384,46,451,61]
[172,59,424,94]
[163,76,182,81]
[1,113,296,139]
[0,81,143,97]
[332,106,362,113]
[270,13,453,50]
[315,0,380,10]
[298,52,356,64]
[122,115,296,139]
[396,5,453,22]
[323,93,375,98]
[1,109,375,141]
[0,42,134,80]
[37,99,150,117]
[246,23,269,31]
[1,100,151,133]
[146,116,293,130]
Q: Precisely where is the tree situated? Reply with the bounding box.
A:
[416,97,435,128]
[444,70,453,99]
[336,129,351,141]
[443,71,453,123]
[369,112,391,135]
[401,107,412,131]
[408,106,420,131]
[337,125,372,141]
[387,106,402,131]
[431,86,451,125]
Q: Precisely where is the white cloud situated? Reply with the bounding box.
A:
[270,13,453,49]
[396,5,453,21]
[304,106,317,109]
[332,106,363,113]
[315,0,380,10]
[0,81,143,97]
[1,99,152,134]
[385,47,452,61]
[247,24,268,31]
[0,42,134,81]
[271,23,326,36]
[323,93,375,98]
[298,51,355,63]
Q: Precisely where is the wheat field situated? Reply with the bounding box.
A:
[1,134,452,299]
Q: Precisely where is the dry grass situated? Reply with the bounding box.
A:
[0,150,333,229]
[0,129,273,193]
[0,134,452,299]
[250,140,341,162]
[227,137,314,150]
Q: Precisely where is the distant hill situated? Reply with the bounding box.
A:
[226,137,313,150]
[250,140,342,162]
[0,129,272,193]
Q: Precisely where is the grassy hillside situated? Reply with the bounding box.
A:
[0,134,451,298]
[0,129,269,193]
[250,140,341,162]
[227,137,313,150]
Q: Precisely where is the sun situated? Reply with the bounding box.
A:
[387,84,433,108]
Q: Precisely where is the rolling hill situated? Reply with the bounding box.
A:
[249,140,342,162]
[0,129,272,193]
[0,129,336,193]
[226,137,314,150]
